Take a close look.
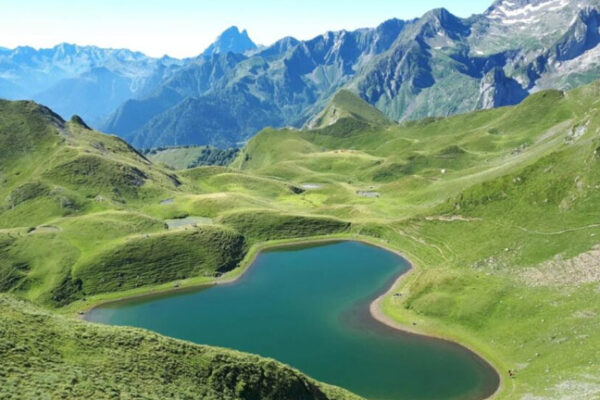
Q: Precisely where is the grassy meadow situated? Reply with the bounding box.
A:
[1,79,600,399]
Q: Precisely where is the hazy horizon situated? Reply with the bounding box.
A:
[1,0,492,58]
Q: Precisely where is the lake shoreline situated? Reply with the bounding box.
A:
[80,235,502,399]
[80,237,350,318]
[367,257,504,400]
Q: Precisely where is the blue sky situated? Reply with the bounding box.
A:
[0,0,493,58]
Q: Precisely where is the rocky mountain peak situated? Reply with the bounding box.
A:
[202,26,257,57]
[418,8,470,39]
[476,67,528,109]
[552,7,600,61]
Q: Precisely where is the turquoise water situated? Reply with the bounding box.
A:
[86,241,499,400]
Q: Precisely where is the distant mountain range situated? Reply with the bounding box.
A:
[0,26,257,126]
[0,44,183,125]
[2,0,600,148]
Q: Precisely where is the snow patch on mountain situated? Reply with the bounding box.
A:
[487,0,571,25]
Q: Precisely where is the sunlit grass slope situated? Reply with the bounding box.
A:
[145,145,239,170]
[0,100,364,400]
[0,100,337,306]
[308,89,391,129]
[232,87,600,399]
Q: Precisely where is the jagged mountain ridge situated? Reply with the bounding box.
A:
[102,0,600,148]
[104,19,407,147]
[0,27,258,125]
[3,1,600,148]
[0,43,184,125]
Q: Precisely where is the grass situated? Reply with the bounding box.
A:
[73,225,246,300]
[2,81,600,398]
[229,83,600,399]
[144,145,239,170]
[219,209,351,242]
[308,90,391,128]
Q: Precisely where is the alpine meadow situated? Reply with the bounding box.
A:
[1,1,600,399]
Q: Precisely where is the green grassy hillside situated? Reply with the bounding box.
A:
[232,85,600,399]
[0,100,362,399]
[2,81,600,399]
[308,90,391,129]
[219,210,350,241]
[144,145,239,170]
[73,225,246,300]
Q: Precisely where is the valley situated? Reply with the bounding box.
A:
[1,78,599,398]
[2,1,600,398]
